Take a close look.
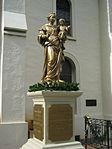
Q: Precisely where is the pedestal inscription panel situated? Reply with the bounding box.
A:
[48,104,73,142]
[33,105,44,141]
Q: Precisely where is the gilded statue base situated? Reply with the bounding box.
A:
[21,91,84,149]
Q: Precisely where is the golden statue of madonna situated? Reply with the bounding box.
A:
[38,13,69,83]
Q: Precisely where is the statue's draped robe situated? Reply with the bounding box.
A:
[38,23,64,82]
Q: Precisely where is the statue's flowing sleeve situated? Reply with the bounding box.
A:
[38,25,46,46]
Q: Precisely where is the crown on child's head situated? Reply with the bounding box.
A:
[59,18,65,23]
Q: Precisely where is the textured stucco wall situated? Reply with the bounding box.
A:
[2,35,26,122]
[0,0,28,149]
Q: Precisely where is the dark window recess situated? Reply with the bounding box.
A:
[60,58,72,83]
[86,100,97,107]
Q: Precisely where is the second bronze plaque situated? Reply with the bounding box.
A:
[48,104,73,142]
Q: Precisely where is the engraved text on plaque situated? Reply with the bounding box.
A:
[33,105,44,141]
[48,104,73,142]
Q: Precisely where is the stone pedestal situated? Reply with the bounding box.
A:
[21,91,84,149]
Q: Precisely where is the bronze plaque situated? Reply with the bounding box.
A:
[33,105,44,141]
[48,104,73,142]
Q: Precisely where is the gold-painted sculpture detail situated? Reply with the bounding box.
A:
[38,13,69,83]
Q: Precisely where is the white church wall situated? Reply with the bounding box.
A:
[25,0,103,137]
[72,0,103,118]
[67,0,103,137]
[0,34,28,149]
[4,0,25,14]
[0,0,3,122]
[99,0,112,120]
[2,34,26,122]
[0,0,28,148]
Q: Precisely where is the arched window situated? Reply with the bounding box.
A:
[56,0,72,36]
[60,57,76,83]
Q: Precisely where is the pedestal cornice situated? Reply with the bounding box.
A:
[27,90,83,98]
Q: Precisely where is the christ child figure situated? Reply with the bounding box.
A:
[58,18,70,50]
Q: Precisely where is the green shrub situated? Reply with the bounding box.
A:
[28,82,79,92]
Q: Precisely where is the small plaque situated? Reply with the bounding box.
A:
[86,99,97,106]
[33,105,44,141]
[48,104,73,142]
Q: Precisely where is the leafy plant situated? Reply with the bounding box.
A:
[28,82,79,92]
